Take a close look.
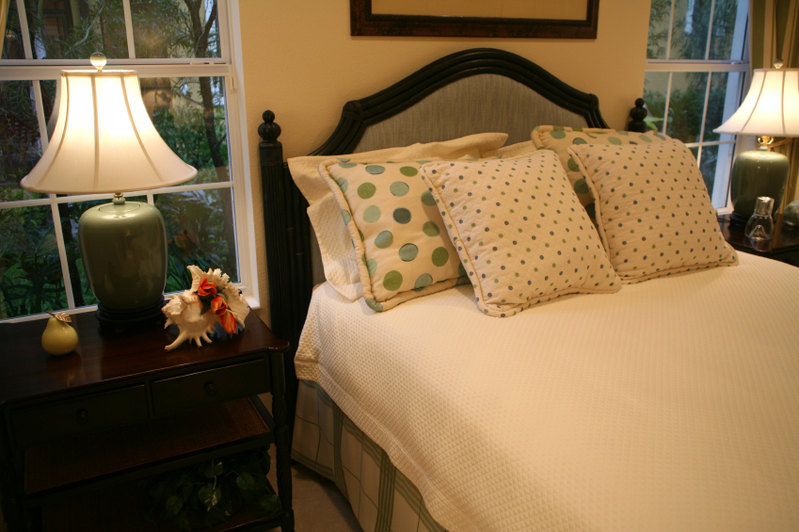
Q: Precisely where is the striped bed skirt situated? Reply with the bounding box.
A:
[291,380,445,532]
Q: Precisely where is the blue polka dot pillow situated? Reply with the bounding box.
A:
[568,140,737,283]
[321,160,467,311]
[532,126,672,218]
[420,152,621,317]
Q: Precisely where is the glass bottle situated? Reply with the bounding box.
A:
[745,196,775,250]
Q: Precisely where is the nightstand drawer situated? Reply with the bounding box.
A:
[151,359,268,417]
[11,385,148,446]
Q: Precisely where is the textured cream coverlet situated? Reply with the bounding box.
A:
[294,252,799,531]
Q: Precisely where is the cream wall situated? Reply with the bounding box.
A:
[237,0,651,323]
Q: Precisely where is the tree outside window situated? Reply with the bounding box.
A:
[644,0,749,208]
[0,0,247,320]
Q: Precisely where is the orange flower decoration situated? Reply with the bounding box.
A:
[219,310,238,334]
[197,278,217,296]
[210,295,227,315]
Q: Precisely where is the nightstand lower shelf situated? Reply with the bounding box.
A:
[40,479,282,531]
[25,398,270,497]
[22,397,283,531]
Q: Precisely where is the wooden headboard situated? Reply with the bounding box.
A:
[258,48,640,424]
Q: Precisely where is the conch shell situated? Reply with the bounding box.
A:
[162,265,249,351]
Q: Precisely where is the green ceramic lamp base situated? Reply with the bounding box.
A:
[729,146,789,225]
[79,195,168,327]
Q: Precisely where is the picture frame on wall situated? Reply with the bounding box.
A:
[350,0,599,39]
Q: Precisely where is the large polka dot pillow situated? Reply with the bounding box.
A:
[420,152,620,317]
[288,132,507,301]
[568,140,737,283]
[321,160,467,312]
[532,126,671,218]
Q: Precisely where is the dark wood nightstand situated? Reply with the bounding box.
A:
[718,213,799,266]
[0,312,293,531]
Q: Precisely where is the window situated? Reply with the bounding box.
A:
[0,0,255,320]
[645,0,749,208]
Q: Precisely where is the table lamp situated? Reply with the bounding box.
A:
[714,62,799,224]
[20,53,197,326]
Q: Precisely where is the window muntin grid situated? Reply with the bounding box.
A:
[645,0,749,209]
[0,0,255,321]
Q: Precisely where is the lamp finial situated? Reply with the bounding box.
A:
[90,52,107,71]
[773,58,784,69]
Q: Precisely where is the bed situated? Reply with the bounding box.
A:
[257,48,799,531]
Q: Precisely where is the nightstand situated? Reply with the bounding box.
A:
[718,213,799,266]
[0,312,293,531]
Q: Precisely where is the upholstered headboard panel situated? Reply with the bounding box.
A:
[310,48,607,156]
[352,73,589,152]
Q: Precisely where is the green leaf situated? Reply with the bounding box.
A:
[258,493,282,516]
[165,495,183,517]
[236,472,256,491]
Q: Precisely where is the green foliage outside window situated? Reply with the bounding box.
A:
[0,0,239,319]
[0,208,64,317]
[644,0,747,199]
[4,0,220,61]
[644,77,731,191]
[648,0,741,61]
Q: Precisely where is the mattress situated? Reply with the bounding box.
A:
[293,252,799,531]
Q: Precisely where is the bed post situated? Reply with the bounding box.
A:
[258,110,313,432]
[627,98,649,132]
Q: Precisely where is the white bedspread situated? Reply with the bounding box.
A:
[294,253,799,531]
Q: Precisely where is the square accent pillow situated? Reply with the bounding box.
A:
[420,152,621,317]
[532,126,671,218]
[568,140,737,282]
[287,132,508,300]
[320,160,468,312]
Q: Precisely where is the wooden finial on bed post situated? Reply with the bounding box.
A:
[259,110,283,163]
[627,98,649,132]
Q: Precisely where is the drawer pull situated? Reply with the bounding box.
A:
[151,360,266,416]
[76,408,89,425]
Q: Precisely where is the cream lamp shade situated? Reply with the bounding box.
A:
[714,66,799,224]
[21,68,196,193]
[20,56,197,326]
[714,67,799,137]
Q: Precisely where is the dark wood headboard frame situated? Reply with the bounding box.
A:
[258,47,636,426]
[312,48,609,154]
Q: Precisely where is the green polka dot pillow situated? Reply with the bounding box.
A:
[531,126,671,218]
[420,152,621,317]
[289,133,508,301]
[321,160,467,311]
[568,140,737,283]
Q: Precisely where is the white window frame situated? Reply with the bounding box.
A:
[0,0,259,322]
[645,0,750,210]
